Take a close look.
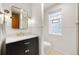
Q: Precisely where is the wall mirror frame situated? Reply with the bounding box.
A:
[11,6,28,30]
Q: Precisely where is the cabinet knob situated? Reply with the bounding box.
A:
[25,49,29,53]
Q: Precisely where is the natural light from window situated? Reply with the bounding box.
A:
[48,9,62,35]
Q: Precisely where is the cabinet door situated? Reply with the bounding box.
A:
[6,42,25,55]
[23,37,39,55]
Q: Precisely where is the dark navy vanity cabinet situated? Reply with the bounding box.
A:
[6,37,39,55]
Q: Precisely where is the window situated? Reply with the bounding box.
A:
[48,9,62,35]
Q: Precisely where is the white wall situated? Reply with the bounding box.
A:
[31,3,42,36]
[30,3,42,54]
[0,3,2,54]
[0,3,2,12]
[2,3,32,12]
[44,3,78,55]
[77,4,79,55]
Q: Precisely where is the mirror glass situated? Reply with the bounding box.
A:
[20,9,28,29]
[0,12,4,25]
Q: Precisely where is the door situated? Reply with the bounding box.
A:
[12,13,20,29]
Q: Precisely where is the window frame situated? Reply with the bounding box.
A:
[48,9,62,35]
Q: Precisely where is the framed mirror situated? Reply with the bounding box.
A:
[11,6,28,30]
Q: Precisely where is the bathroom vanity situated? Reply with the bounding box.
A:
[5,6,39,55]
[6,34,39,55]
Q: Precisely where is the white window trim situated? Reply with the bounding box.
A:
[48,8,62,36]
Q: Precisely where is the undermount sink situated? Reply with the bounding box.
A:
[16,32,32,36]
[16,32,26,36]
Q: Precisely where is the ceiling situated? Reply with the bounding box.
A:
[44,3,57,10]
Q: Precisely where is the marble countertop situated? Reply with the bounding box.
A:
[6,33,38,44]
